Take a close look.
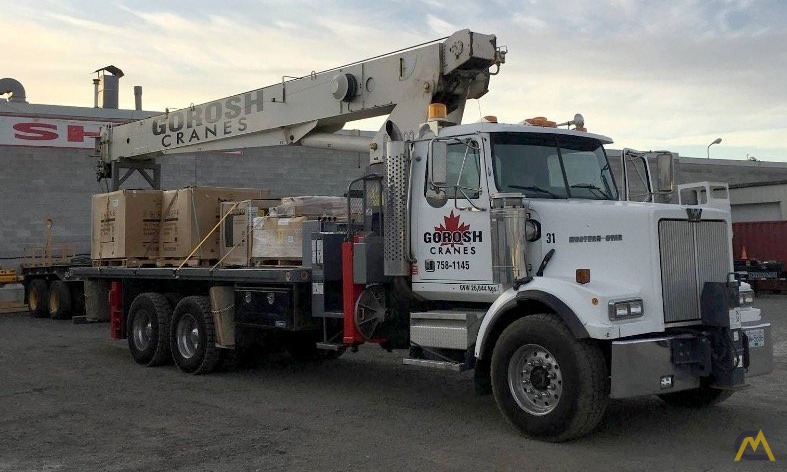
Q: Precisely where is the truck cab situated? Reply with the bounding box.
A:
[397,114,772,440]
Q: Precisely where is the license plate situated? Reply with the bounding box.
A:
[747,328,765,348]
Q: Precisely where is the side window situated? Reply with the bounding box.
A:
[445,142,481,199]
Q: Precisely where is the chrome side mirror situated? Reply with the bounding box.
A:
[429,140,448,187]
[655,152,674,193]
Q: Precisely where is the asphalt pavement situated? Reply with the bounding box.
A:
[0,296,784,471]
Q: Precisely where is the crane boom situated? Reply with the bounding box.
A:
[99,29,504,165]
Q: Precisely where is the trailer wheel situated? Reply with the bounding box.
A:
[490,314,608,442]
[48,281,73,319]
[659,380,734,407]
[127,293,173,367]
[28,279,49,318]
[170,296,220,375]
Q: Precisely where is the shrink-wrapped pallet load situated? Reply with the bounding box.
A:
[218,199,280,267]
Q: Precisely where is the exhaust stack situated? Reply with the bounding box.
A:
[93,65,124,109]
[134,85,142,111]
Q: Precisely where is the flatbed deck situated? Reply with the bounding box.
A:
[67,266,312,284]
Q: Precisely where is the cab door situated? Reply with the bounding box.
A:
[411,136,495,300]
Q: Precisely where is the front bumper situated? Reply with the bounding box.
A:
[610,323,773,398]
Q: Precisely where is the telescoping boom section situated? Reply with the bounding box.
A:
[98,29,505,165]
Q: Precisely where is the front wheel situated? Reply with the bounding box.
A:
[170,296,220,375]
[491,314,608,442]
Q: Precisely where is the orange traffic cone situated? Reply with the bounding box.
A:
[740,246,748,260]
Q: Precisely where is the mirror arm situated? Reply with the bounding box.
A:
[454,187,485,212]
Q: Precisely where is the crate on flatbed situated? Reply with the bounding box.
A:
[91,190,163,261]
[159,187,271,262]
[251,216,308,260]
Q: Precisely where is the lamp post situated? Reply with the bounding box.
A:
[707,137,722,159]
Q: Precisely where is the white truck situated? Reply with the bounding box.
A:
[69,29,773,441]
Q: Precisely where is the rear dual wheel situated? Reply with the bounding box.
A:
[170,296,221,375]
[127,293,173,367]
[48,281,72,319]
[28,279,49,318]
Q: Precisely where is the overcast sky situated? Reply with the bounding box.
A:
[2,0,785,160]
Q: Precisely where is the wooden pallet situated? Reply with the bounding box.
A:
[92,258,156,268]
[0,301,27,314]
[156,257,218,268]
[252,258,303,267]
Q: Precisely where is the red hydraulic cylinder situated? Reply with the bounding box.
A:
[108,280,123,340]
[342,240,365,345]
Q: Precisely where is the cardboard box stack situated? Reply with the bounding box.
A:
[251,196,347,263]
[159,187,271,263]
[91,190,163,261]
[219,199,280,267]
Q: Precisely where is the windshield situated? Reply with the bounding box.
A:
[491,133,618,200]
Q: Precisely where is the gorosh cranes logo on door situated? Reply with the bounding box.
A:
[734,430,775,462]
[423,211,482,255]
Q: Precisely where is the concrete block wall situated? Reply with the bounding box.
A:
[0,145,366,265]
[3,143,786,268]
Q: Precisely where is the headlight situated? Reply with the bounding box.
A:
[609,299,644,320]
[739,290,754,307]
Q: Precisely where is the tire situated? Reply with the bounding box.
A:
[48,281,73,319]
[127,293,173,367]
[28,279,49,318]
[659,380,734,407]
[170,296,220,375]
[490,314,608,442]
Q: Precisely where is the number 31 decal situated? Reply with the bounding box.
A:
[545,232,556,244]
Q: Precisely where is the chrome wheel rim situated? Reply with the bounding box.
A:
[176,313,200,359]
[508,344,563,416]
[132,309,153,351]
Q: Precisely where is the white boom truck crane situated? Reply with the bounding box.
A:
[71,29,773,442]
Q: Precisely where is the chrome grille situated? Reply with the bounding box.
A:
[658,220,730,324]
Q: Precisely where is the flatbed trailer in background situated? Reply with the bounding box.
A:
[19,257,90,319]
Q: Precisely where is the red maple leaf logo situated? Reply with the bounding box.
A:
[435,211,470,246]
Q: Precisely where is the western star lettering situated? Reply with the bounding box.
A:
[568,234,623,243]
[151,90,263,147]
